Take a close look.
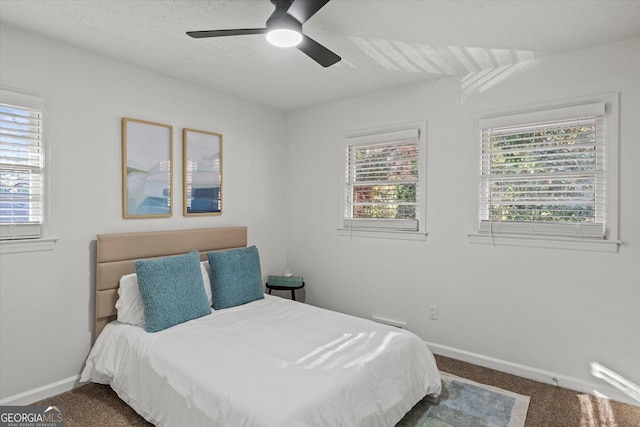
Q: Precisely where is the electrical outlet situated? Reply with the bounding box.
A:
[429,305,438,320]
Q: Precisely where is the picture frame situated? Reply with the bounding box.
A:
[121,118,173,218]
[183,128,223,216]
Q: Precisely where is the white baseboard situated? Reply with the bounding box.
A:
[426,341,640,408]
[0,375,81,406]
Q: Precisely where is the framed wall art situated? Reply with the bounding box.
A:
[182,128,222,216]
[121,117,173,218]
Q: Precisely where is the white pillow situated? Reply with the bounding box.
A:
[200,260,213,306]
[115,273,145,326]
[115,261,214,326]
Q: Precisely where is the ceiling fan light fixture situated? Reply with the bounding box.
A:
[265,10,303,47]
[187,0,341,67]
[266,28,302,47]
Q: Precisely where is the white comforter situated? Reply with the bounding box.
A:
[81,295,441,427]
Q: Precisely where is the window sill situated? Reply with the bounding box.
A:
[0,237,59,254]
[338,228,428,241]
[468,233,620,253]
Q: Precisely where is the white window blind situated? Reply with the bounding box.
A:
[479,102,606,239]
[0,91,45,240]
[344,129,420,231]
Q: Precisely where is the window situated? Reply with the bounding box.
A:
[341,125,426,237]
[0,89,45,241]
[473,95,619,251]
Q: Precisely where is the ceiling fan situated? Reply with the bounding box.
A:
[186,0,341,67]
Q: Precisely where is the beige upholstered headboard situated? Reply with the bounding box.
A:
[95,226,247,339]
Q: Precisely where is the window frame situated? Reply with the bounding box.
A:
[469,93,620,252]
[339,121,428,241]
[0,85,55,254]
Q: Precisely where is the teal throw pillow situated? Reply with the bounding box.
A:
[135,250,211,332]
[207,246,264,310]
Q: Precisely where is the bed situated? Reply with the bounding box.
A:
[81,227,442,426]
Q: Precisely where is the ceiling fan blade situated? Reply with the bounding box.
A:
[187,28,266,38]
[297,34,340,67]
[287,0,331,24]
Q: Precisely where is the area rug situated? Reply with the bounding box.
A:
[397,372,530,427]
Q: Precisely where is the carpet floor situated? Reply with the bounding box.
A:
[435,355,640,427]
[34,354,640,426]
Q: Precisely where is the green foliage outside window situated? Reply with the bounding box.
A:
[485,122,597,223]
[350,142,418,220]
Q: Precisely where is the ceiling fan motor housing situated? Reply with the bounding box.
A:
[267,0,302,33]
[266,12,302,33]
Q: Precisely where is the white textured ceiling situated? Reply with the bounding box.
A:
[1,0,639,111]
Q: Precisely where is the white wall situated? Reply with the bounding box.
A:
[0,25,289,400]
[285,39,640,402]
